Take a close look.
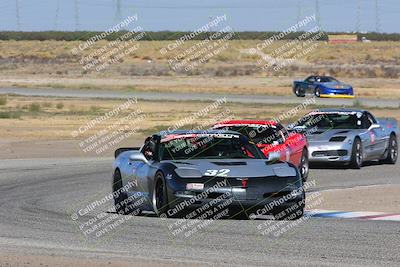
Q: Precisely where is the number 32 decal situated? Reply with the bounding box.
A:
[204,169,230,177]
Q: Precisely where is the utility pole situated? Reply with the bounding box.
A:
[296,0,302,26]
[375,0,381,32]
[15,0,20,31]
[54,0,60,30]
[74,0,80,31]
[356,0,361,32]
[115,0,122,23]
[315,0,321,29]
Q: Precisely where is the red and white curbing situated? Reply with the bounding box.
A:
[306,209,400,222]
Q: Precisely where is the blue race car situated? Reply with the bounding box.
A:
[293,76,354,98]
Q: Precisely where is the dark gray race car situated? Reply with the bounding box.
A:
[112,130,305,220]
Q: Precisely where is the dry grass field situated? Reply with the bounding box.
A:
[1,94,399,141]
[0,40,399,98]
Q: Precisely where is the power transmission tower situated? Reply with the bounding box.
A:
[375,0,381,32]
[296,0,303,25]
[74,0,80,31]
[356,0,361,32]
[15,0,20,30]
[115,0,122,23]
[54,0,60,30]
[315,0,321,29]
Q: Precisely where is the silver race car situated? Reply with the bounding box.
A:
[289,109,398,168]
[112,130,305,220]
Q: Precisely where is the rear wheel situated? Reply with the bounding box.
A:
[350,138,363,169]
[294,86,305,97]
[383,134,398,164]
[299,148,309,182]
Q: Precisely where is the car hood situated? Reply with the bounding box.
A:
[317,82,352,89]
[306,128,361,142]
[164,159,297,178]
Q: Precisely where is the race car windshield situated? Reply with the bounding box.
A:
[160,135,265,160]
[215,125,283,145]
[317,77,338,83]
[297,113,361,129]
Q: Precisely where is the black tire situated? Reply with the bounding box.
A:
[314,87,321,97]
[350,138,363,169]
[299,148,309,182]
[294,86,305,97]
[113,169,128,214]
[274,193,305,220]
[229,208,251,220]
[152,172,170,217]
[383,134,398,164]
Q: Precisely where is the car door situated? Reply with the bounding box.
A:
[123,137,156,210]
[361,113,385,159]
[366,112,387,157]
[305,76,316,93]
[280,125,303,166]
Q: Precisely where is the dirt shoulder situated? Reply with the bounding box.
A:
[312,185,400,213]
[0,253,199,267]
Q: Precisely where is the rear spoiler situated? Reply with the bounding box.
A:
[114,147,141,158]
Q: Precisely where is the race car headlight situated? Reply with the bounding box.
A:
[267,151,281,162]
[175,167,202,178]
[348,139,353,145]
[329,136,346,142]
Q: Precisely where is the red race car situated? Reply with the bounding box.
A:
[213,120,309,181]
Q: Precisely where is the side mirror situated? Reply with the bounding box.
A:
[288,125,306,133]
[267,151,281,162]
[368,124,380,130]
[129,153,149,165]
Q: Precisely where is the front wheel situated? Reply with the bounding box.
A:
[314,87,321,97]
[383,134,398,164]
[152,172,169,217]
[350,138,363,169]
[113,169,128,214]
[299,148,309,182]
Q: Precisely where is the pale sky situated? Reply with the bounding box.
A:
[0,0,398,33]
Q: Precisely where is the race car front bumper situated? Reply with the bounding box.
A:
[320,94,355,99]
[308,141,352,163]
[165,175,304,218]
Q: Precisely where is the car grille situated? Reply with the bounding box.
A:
[312,150,348,157]
[263,191,293,199]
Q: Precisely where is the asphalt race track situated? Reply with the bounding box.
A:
[0,157,399,266]
[1,87,400,108]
